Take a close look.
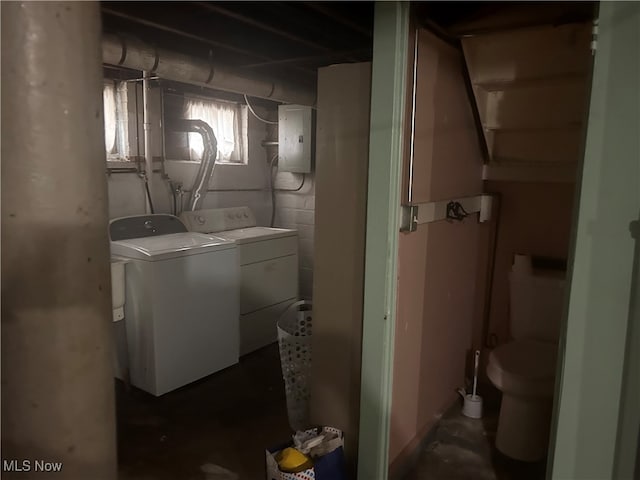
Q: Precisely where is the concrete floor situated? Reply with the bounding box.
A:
[403,403,547,480]
[116,344,291,480]
[116,345,546,480]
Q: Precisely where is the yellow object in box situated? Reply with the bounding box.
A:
[276,447,313,473]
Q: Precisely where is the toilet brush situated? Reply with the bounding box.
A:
[472,349,480,399]
[461,350,483,419]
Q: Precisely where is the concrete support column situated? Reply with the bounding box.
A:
[1,2,117,479]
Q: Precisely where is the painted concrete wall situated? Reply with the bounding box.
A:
[106,86,272,221]
[273,174,315,300]
[105,84,314,297]
[390,28,484,466]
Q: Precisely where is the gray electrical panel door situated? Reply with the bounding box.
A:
[278,104,314,173]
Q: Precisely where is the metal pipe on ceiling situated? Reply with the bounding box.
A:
[103,7,261,60]
[102,8,315,77]
[241,48,372,69]
[102,34,316,106]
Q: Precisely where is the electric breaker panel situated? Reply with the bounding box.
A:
[278,104,314,173]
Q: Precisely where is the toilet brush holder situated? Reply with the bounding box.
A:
[462,394,483,419]
[460,349,483,418]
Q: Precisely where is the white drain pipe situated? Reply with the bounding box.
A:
[102,34,316,106]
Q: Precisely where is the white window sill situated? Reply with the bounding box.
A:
[106,159,136,168]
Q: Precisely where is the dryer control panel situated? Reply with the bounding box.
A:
[180,206,257,233]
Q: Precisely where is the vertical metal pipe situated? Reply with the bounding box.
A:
[1,2,117,479]
[407,29,419,205]
[168,119,218,212]
[159,86,168,176]
[143,70,154,213]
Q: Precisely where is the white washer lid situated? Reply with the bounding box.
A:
[214,226,297,244]
[110,232,234,261]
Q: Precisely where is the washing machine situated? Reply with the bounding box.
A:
[109,214,239,396]
[180,207,298,355]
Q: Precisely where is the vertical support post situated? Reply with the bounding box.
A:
[1,2,117,479]
[357,3,409,479]
[549,2,640,478]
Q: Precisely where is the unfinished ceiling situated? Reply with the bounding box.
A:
[100,2,598,179]
[101,1,375,92]
[100,1,597,116]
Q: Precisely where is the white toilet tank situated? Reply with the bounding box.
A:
[509,270,566,342]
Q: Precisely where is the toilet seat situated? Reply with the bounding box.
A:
[487,340,558,398]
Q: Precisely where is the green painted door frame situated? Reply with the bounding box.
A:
[549,2,639,479]
[357,3,409,480]
[358,3,638,479]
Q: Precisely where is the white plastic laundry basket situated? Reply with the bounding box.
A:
[277,300,312,431]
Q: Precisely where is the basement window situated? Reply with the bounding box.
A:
[103,80,130,161]
[184,98,248,164]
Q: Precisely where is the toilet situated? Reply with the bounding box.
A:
[487,255,565,462]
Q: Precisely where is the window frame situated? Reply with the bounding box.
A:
[103,79,131,163]
[180,95,249,166]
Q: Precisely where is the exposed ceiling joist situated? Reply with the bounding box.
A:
[101,6,316,76]
[102,7,263,60]
[241,48,372,69]
[304,2,373,38]
[101,1,374,84]
[194,2,335,54]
